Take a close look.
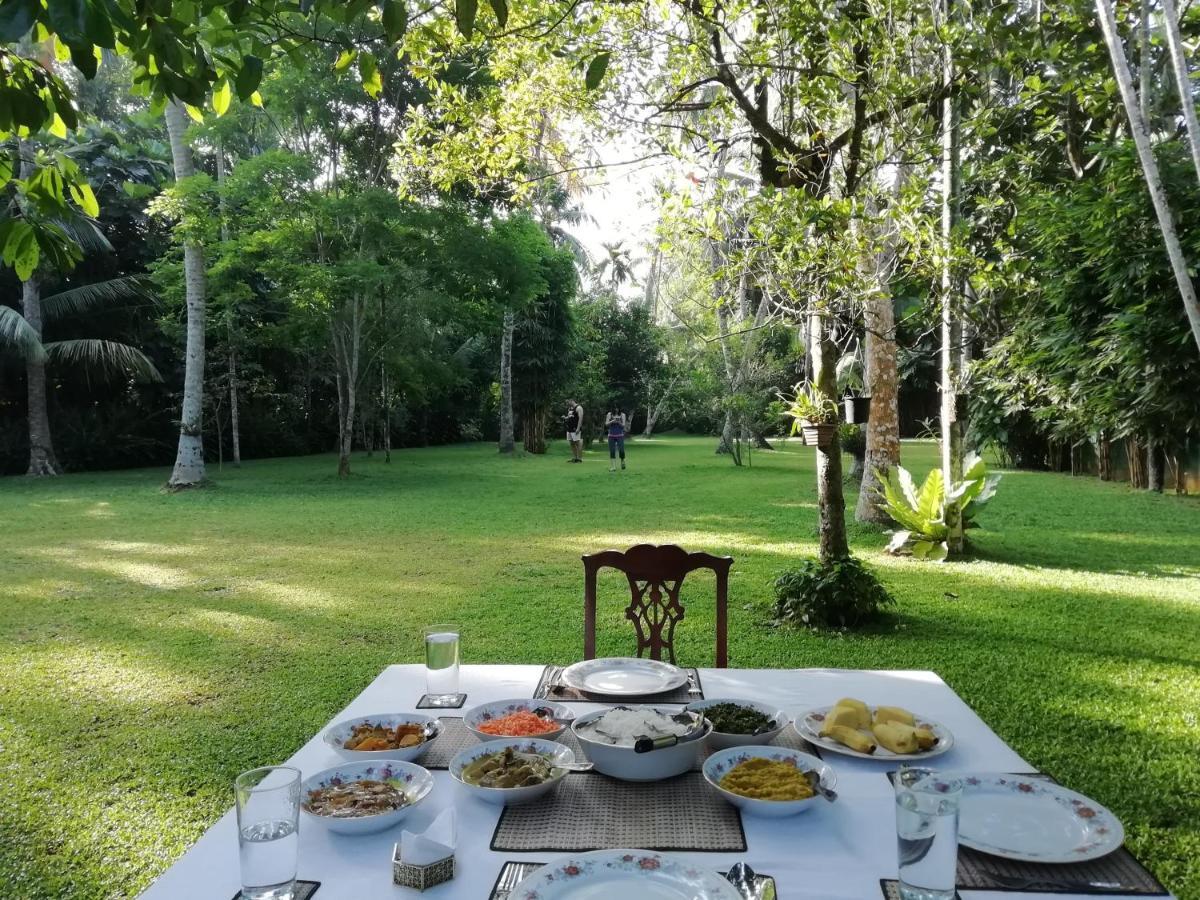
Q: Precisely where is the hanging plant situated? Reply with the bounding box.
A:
[782,384,840,449]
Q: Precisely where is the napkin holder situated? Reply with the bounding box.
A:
[392,845,454,891]
[392,809,456,891]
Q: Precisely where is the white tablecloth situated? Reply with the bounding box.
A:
[139,665,1168,900]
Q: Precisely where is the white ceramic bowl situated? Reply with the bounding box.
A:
[463,699,575,743]
[571,707,711,782]
[300,759,433,835]
[702,746,835,818]
[322,713,441,763]
[685,698,790,751]
[449,738,576,805]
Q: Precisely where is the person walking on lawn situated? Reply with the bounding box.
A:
[565,399,584,463]
[606,406,628,472]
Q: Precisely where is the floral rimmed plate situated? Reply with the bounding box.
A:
[510,849,742,899]
[958,774,1125,863]
[559,658,688,697]
[796,705,954,761]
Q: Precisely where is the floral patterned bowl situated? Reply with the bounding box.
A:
[702,746,835,817]
[463,699,575,743]
[321,713,441,763]
[449,738,576,806]
[300,760,433,835]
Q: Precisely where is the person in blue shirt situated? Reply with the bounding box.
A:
[605,407,628,472]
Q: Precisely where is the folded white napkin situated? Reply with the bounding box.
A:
[399,808,455,866]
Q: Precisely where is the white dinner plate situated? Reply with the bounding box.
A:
[560,657,688,697]
[796,705,954,761]
[510,849,742,899]
[958,774,1124,863]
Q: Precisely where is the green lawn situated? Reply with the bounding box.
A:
[3,436,1199,898]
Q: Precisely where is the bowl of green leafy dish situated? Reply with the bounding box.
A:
[687,699,790,750]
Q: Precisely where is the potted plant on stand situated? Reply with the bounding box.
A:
[783,384,840,449]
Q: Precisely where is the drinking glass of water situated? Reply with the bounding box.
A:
[895,766,962,900]
[424,624,461,706]
[235,766,301,900]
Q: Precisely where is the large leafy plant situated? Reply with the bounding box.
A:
[876,454,1002,560]
[774,556,895,630]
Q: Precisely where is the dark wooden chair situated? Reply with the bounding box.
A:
[582,544,734,668]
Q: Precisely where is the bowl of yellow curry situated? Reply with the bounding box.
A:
[702,746,835,817]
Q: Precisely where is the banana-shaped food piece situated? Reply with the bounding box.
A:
[872,722,919,754]
[831,697,871,729]
[824,703,868,730]
[914,726,938,750]
[873,706,915,727]
[821,723,877,754]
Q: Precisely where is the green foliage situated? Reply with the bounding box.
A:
[782,383,839,427]
[876,454,1002,560]
[839,422,865,456]
[773,556,895,630]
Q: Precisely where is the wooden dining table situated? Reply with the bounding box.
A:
[138,664,1171,900]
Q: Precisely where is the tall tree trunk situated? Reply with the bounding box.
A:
[215,140,241,468]
[228,345,241,467]
[1138,0,1153,120]
[16,138,61,477]
[1096,0,1200,355]
[1160,0,1200,183]
[164,100,207,487]
[855,284,900,523]
[940,1,965,553]
[331,299,363,478]
[22,276,61,476]
[812,310,849,562]
[1097,430,1113,480]
[522,405,548,453]
[381,362,391,463]
[1147,441,1164,491]
[498,310,515,454]
[1127,436,1146,488]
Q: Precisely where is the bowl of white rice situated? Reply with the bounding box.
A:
[570,706,712,781]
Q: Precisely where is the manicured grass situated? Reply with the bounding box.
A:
[3,436,1199,898]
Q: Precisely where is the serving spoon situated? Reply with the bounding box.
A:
[804,769,837,802]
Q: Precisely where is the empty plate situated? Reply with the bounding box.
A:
[958,774,1124,863]
[559,657,688,697]
[510,849,741,899]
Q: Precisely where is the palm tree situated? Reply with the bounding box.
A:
[595,241,636,290]
[1,276,161,475]
[163,100,209,487]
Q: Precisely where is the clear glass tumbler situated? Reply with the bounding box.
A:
[235,766,301,900]
[423,624,461,706]
[895,766,962,900]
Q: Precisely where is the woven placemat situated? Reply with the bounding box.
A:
[422,718,818,770]
[491,772,745,852]
[886,772,1167,895]
[489,861,778,899]
[534,664,704,702]
[880,879,960,899]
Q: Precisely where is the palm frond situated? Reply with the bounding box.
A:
[0,306,47,361]
[41,276,156,321]
[44,339,162,381]
[56,218,113,255]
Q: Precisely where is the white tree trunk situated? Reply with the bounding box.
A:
[941,0,965,553]
[1096,0,1200,355]
[16,140,61,477]
[1160,0,1200,184]
[22,276,61,476]
[215,140,241,468]
[498,310,515,453]
[164,101,208,487]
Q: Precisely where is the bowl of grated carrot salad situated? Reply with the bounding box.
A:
[464,699,575,742]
